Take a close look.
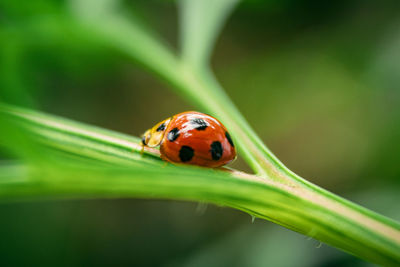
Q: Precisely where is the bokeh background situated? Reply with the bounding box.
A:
[1,0,400,266]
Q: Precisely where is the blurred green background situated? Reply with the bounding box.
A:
[1,0,400,266]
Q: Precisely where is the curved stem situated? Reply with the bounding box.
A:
[1,105,399,265]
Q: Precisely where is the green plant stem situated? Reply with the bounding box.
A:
[1,105,399,265]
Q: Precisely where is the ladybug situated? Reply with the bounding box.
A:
[141,111,236,167]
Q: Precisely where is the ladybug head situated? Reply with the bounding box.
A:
[141,129,151,146]
[141,117,171,148]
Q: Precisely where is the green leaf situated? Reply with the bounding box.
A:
[0,104,399,265]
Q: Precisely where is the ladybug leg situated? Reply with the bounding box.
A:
[140,143,145,156]
[140,133,150,156]
[159,152,171,166]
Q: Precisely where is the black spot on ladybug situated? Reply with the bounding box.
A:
[190,118,208,130]
[156,123,166,132]
[210,141,223,161]
[141,135,146,145]
[167,128,180,142]
[225,132,234,147]
[179,146,194,162]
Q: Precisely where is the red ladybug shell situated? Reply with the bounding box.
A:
[160,111,236,167]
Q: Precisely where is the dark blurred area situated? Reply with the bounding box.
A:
[0,0,399,266]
